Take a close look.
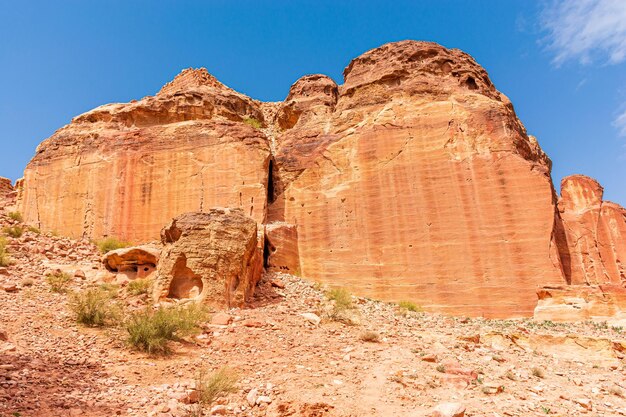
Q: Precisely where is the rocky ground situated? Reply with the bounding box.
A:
[2,208,626,417]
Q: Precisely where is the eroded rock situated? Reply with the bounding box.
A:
[102,245,161,279]
[153,209,263,307]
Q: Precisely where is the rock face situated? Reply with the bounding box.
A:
[556,175,626,286]
[0,177,14,207]
[264,223,300,275]
[15,40,626,318]
[153,209,263,307]
[17,68,271,241]
[270,41,562,317]
[534,175,626,322]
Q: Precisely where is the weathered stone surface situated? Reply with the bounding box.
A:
[556,175,626,286]
[153,209,263,307]
[264,222,300,275]
[535,176,626,323]
[0,177,14,207]
[270,41,562,317]
[102,245,160,279]
[17,68,270,241]
[14,40,626,318]
[534,284,626,324]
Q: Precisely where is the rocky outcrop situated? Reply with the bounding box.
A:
[0,177,14,207]
[102,245,160,279]
[556,175,626,286]
[153,209,263,307]
[534,284,626,324]
[534,175,626,322]
[270,41,562,317]
[17,68,271,242]
[15,40,626,318]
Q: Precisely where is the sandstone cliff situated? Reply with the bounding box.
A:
[16,41,625,317]
[270,41,562,317]
[17,68,271,242]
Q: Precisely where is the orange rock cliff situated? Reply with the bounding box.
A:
[14,41,626,318]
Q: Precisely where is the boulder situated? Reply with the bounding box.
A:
[153,209,263,307]
[103,245,161,279]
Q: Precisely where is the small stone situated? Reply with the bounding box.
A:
[300,313,321,326]
[242,319,264,328]
[574,398,592,411]
[74,269,86,280]
[246,388,258,406]
[256,396,272,405]
[210,405,227,415]
[211,312,233,326]
[421,353,438,363]
[3,284,18,293]
[270,279,285,289]
[431,402,466,417]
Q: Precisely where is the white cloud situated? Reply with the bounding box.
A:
[542,0,626,66]
[614,109,626,136]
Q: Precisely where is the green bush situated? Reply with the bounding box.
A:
[242,117,262,129]
[70,287,120,327]
[8,212,23,222]
[197,367,238,405]
[46,271,72,293]
[27,226,40,234]
[127,278,151,296]
[3,226,23,238]
[0,237,10,267]
[398,300,421,312]
[326,288,353,310]
[125,304,207,354]
[96,237,131,254]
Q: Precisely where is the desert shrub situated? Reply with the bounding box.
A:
[327,288,353,310]
[96,237,131,254]
[70,287,120,327]
[242,117,262,129]
[360,331,380,343]
[0,237,10,267]
[27,226,40,234]
[46,271,72,293]
[198,367,238,405]
[127,278,151,296]
[531,367,545,379]
[3,226,23,238]
[436,364,446,373]
[126,304,207,354]
[398,300,421,312]
[8,211,23,222]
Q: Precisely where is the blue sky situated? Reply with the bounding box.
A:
[1,1,625,204]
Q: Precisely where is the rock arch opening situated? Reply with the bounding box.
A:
[167,254,203,299]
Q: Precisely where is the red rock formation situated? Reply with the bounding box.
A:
[17,69,270,241]
[15,40,626,318]
[264,222,300,275]
[270,41,563,317]
[153,209,263,307]
[534,175,626,322]
[0,177,14,207]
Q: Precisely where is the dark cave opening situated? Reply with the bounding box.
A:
[267,159,276,204]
